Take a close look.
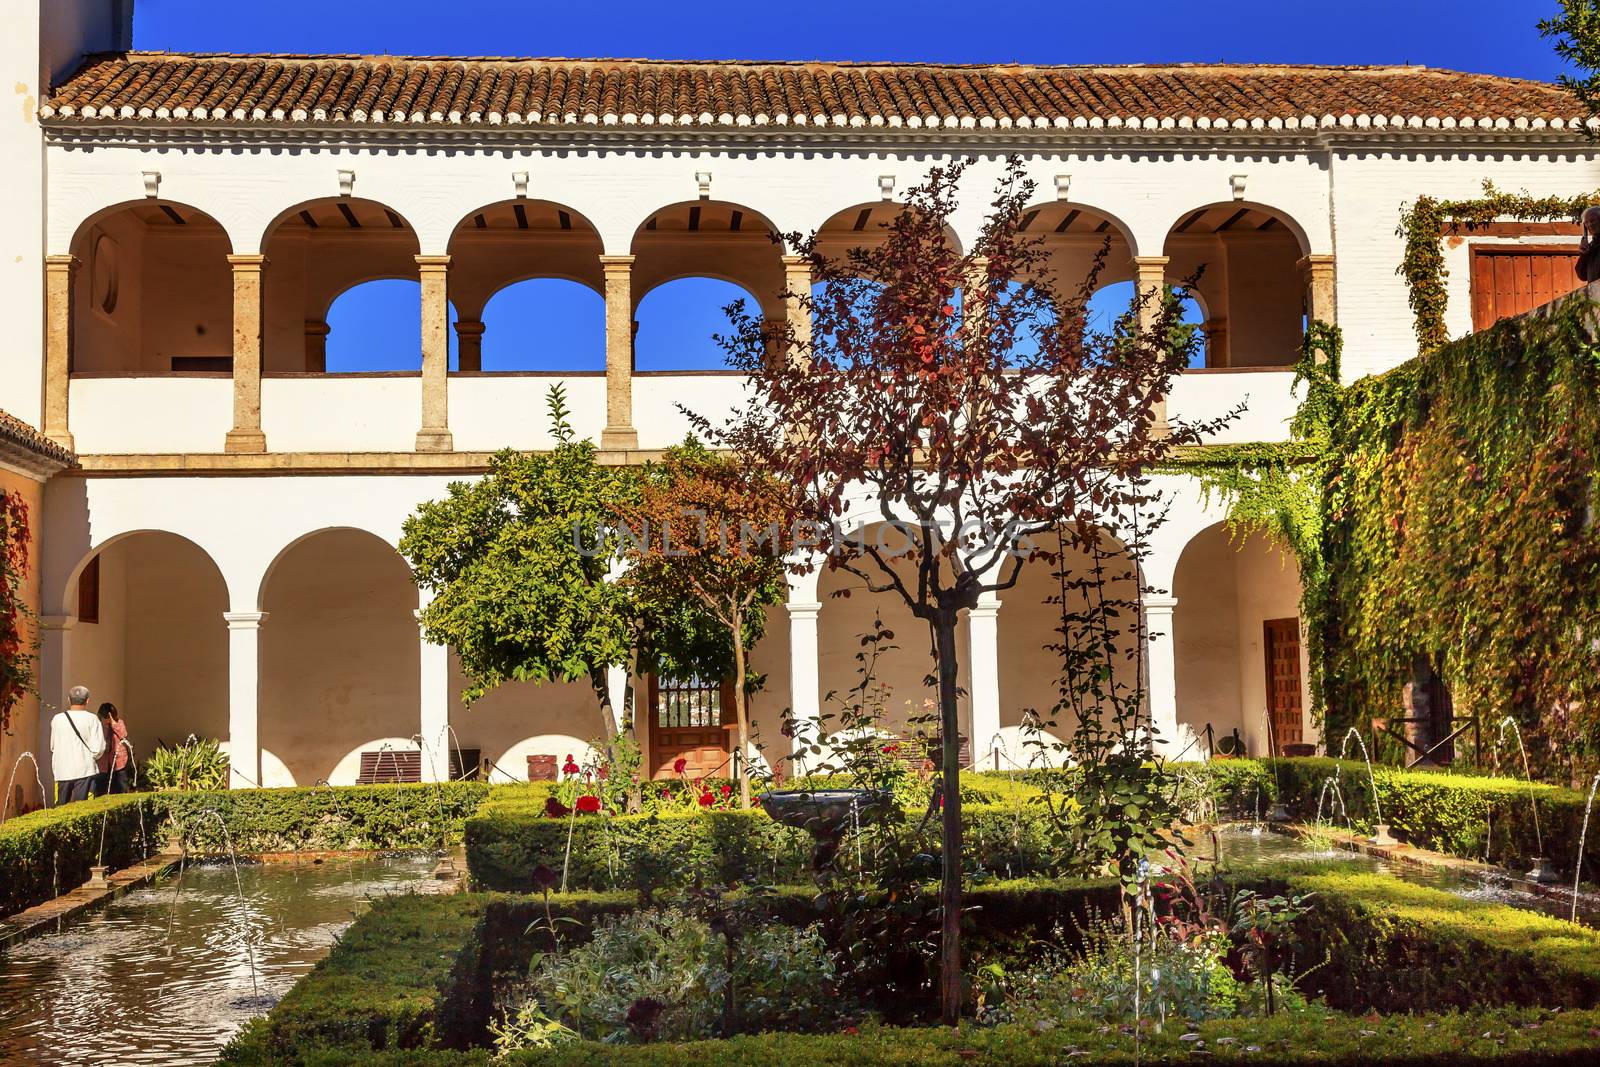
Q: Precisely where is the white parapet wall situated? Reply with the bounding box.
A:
[261,376,424,454]
[1167,370,1302,444]
[450,374,608,451]
[69,376,233,454]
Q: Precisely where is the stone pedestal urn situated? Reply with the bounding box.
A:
[758,788,894,871]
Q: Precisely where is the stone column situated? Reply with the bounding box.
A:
[224,254,268,453]
[786,599,823,775]
[966,600,1002,769]
[415,255,454,452]
[36,615,75,793]
[43,255,77,450]
[600,255,638,449]
[780,254,812,367]
[1133,255,1172,435]
[1299,253,1337,329]
[1201,318,1229,369]
[455,319,485,373]
[418,638,451,782]
[225,611,267,789]
[1141,594,1181,756]
[304,320,330,373]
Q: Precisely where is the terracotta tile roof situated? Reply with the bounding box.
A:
[0,411,76,476]
[41,53,1582,133]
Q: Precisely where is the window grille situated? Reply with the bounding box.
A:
[656,676,723,729]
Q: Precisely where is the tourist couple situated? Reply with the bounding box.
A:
[49,685,132,804]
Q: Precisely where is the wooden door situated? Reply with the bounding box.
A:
[1470,246,1582,331]
[1262,618,1303,754]
[647,675,732,779]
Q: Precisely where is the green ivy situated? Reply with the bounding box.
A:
[1397,182,1600,353]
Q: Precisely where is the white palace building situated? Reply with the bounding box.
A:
[3,1,1597,791]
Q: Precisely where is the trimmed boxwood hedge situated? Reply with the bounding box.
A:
[160,781,545,854]
[0,792,159,917]
[1197,758,1597,876]
[464,798,1064,893]
[220,872,1600,1066]
[280,1009,1600,1067]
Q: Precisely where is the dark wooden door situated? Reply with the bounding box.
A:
[1262,618,1303,755]
[647,675,732,779]
[1470,246,1582,331]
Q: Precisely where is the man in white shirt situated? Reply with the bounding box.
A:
[50,686,106,804]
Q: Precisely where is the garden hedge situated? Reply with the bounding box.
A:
[159,781,540,854]
[0,792,159,917]
[220,875,1600,1066]
[464,797,1064,893]
[1279,865,1600,1013]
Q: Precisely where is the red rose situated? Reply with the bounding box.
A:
[544,796,571,818]
[719,784,731,796]
[698,792,714,807]
[659,788,670,799]
[673,757,688,774]
[575,794,602,814]
[562,755,580,776]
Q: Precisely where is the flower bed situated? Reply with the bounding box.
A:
[218,869,1600,1065]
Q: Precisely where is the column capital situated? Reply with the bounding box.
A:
[226,253,267,270]
[44,253,79,271]
[1297,253,1336,271]
[785,600,823,620]
[414,254,452,270]
[223,610,268,629]
[968,602,1000,619]
[1132,255,1171,268]
[599,254,636,270]
[38,614,76,631]
[780,253,810,269]
[1141,594,1179,614]
[304,319,331,338]
[453,319,486,338]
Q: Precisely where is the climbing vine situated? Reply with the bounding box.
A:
[1319,292,1600,774]
[1397,182,1600,353]
[1189,323,1344,724]
[0,491,35,732]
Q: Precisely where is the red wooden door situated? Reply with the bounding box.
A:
[1262,618,1304,754]
[648,675,732,779]
[1470,246,1582,331]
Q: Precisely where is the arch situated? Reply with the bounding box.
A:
[634,276,762,371]
[260,198,422,373]
[68,200,235,375]
[59,530,230,762]
[446,199,605,327]
[477,277,605,372]
[1163,201,1311,369]
[321,279,460,372]
[631,200,785,321]
[255,524,406,610]
[1086,279,1207,368]
[995,525,1144,747]
[257,527,421,785]
[1171,522,1306,757]
[815,200,965,261]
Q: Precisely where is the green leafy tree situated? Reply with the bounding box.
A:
[1543,0,1600,133]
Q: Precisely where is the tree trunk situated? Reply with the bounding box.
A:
[589,668,620,744]
[732,603,752,809]
[933,606,963,1025]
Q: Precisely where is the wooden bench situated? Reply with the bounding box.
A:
[355,750,422,784]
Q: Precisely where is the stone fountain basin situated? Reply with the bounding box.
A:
[758,789,894,835]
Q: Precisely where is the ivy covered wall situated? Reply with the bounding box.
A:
[1318,283,1600,772]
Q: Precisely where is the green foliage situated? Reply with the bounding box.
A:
[497,908,836,1048]
[144,735,230,791]
[1319,290,1600,771]
[218,894,489,1063]
[1542,1,1600,136]
[1397,182,1600,352]
[1278,867,1600,1012]
[0,792,156,917]
[159,781,531,854]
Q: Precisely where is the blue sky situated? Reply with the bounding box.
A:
[134,0,1571,372]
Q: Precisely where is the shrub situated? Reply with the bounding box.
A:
[144,735,230,791]
[0,792,157,917]
[158,781,548,854]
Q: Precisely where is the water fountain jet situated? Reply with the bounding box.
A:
[1495,718,1556,882]
[1574,773,1600,923]
[0,751,48,824]
[1339,728,1395,846]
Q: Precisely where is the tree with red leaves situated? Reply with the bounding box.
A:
[702,158,1223,1024]
[0,491,35,733]
[619,442,789,809]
